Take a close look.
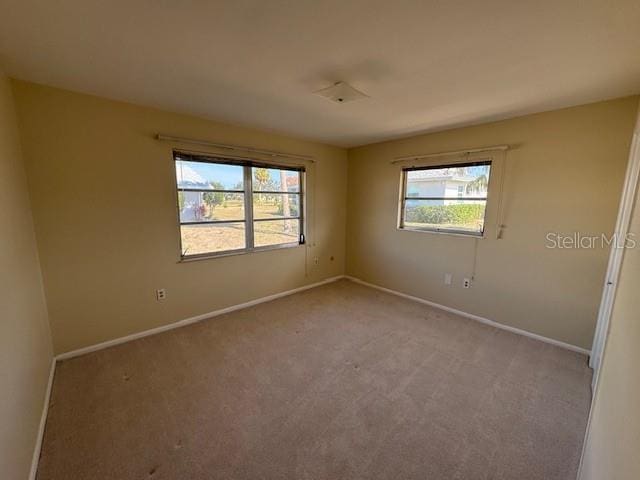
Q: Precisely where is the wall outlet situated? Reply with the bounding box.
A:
[156,288,166,301]
[444,273,452,285]
[313,257,319,266]
[462,278,471,289]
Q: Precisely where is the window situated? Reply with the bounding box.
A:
[399,160,492,236]
[174,152,304,259]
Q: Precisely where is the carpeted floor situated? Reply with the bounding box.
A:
[37,279,592,480]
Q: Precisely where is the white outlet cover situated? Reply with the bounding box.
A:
[444,273,452,285]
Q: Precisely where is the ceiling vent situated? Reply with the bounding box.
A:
[314,81,369,104]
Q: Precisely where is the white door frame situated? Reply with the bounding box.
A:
[590,107,640,389]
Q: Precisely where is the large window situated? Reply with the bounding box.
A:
[174,152,304,259]
[399,160,492,236]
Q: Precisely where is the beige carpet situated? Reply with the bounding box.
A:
[37,279,592,480]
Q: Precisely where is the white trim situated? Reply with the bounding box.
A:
[577,107,640,479]
[56,275,345,361]
[345,276,590,355]
[29,358,56,480]
[589,116,640,382]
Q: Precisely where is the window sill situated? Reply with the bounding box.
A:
[397,226,485,239]
[178,242,303,263]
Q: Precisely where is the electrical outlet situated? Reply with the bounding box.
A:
[444,273,452,285]
[313,257,319,266]
[156,288,166,301]
[462,278,471,289]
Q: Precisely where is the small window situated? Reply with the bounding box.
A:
[174,152,304,259]
[399,160,491,236]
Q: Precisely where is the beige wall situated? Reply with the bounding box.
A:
[347,97,638,350]
[0,73,53,479]
[578,122,640,480]
[12,81,348,355]
[5,77,639,477]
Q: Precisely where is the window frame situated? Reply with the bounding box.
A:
[398,159,492,237]
[173,151,305,261]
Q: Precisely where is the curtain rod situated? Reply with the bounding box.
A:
[391,144,510,164]
[155,134,315,163]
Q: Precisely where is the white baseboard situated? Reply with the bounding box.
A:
[29,357,56,480]
[345,276,591,356]
[56,272,589,360]
[56,275,346,361]
[30,273,587,478]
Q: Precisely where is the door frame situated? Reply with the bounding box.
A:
[590,108,640,389]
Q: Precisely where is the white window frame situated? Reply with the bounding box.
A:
[174,151,305,260]
[398,160,492,237]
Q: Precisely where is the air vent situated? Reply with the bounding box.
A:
[314,82,369,104]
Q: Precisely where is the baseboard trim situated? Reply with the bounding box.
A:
[29,357,56,480]
[29,273,587,478]
[56,275,346,361]
[345,276,591,356]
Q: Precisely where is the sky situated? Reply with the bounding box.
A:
[185,161,243,189]
[177,160,298,191]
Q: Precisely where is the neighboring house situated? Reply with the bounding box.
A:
[406,168,488,205]
[175,163,208,221]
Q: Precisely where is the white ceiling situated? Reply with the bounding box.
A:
[1,0,639,147]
